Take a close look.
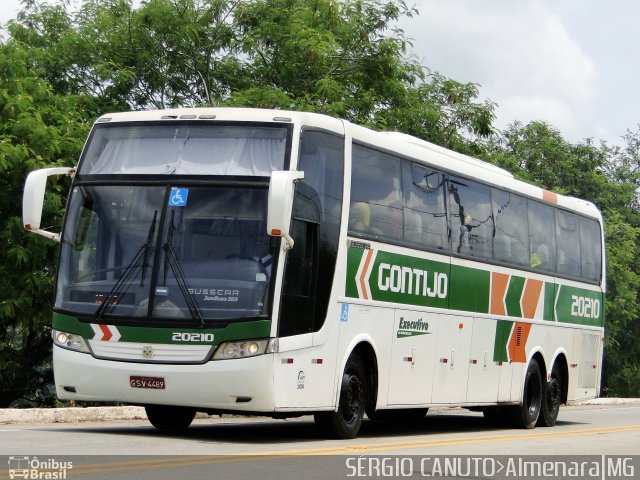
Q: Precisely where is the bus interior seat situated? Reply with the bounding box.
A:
[533,243,550,268]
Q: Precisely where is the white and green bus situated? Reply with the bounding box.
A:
[23,108,604,438]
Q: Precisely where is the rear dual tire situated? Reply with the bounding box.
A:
[506,359,543,429]
[538,363,562,427]
[484,360,563,429]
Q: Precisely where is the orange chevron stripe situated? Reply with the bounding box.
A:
[490,272,510,316]
[521,279,543,319]
[543,190,558,204]
[508,322,532,363]
[99,324,112,341]
[359,249,374,300]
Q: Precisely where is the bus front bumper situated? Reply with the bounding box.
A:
[53,345,275,411]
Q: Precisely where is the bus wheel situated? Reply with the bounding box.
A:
[538,363,562,427]
[507,359,542,429]
[314,354,366,439]
[145,405,196,430]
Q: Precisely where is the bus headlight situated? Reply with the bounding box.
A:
[213,338,277,360]
[52,330,90,353]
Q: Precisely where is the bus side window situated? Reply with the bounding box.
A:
[404,163,449,251]
[279,130,344,337]
[279,218,317,337]
[492,188,529,267]
[449,176,493,259]
[556,210,581,277]
[580,217,602,283]
[349,145,403,241]
[527,200,556,272]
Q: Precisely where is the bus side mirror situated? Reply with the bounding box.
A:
[267,170,304,250]
[23,167,76,242]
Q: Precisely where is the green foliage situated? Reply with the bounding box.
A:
[0,31,97,406]
[378,74,496,154]
[0,0,638,404]
[602,212,640,396]
[231,0,421,117]
[8,0,496,141]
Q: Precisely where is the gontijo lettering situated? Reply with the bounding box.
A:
[378,263,448,299]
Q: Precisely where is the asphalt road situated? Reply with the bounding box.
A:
[1,403,638,479]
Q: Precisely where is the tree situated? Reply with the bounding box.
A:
[9,0,496,141]
[227,0,496,147]
[0,36,98,406]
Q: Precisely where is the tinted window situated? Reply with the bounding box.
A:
[580,217,602,283]
[350,145,403,241]
[449,176,494,259]
[280,131,344,336]
[80,124,289,175]
[556,210,581,277]
[57,185,275,322]
[492,189,529,266]
[527,201,556,273]
[405,163,449,250]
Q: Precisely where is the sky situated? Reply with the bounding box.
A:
[1,0,638,147]
[401,0,639,146]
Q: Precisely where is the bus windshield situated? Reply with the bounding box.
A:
[56,184,276,323]
[79,124,288,176]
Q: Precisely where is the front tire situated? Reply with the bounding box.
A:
[145,405,196,430]
[538,363,562,427]
[314,354,366,439]
[507,359,543,429]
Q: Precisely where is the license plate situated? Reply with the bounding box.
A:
[129,376,165,389]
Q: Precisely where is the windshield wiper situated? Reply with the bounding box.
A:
[163,210,205,327]
[94,211,157,322]
[140,211,158,287]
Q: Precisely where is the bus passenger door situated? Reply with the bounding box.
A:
[431,314,473,404]
[387,310,437,405]
[466,317,503,403]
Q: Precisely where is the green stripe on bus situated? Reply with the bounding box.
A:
[555,285,604,327]
[53,312,95,338]
[344,245,603,328]
[493,320,513,363]
[368,250,450,308]
[505,276,525,317]
[345,246,364,299]
[544,282,556,321]
[449,264,490,314]
[53,312,271,344]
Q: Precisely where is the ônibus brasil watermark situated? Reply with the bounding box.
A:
[7,456,72,480]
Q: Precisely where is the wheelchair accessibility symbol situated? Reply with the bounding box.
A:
[169,187,189,207]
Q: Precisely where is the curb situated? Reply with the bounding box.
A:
[0,406,147,425]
